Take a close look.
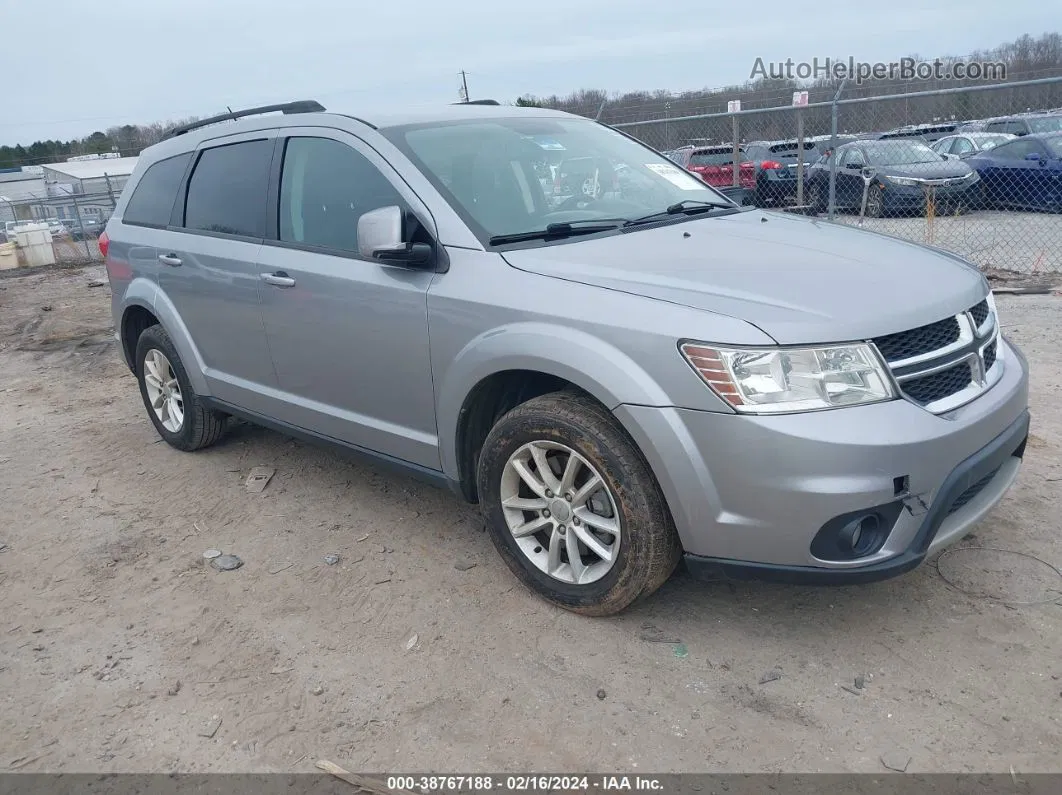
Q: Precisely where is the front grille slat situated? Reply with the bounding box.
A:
[873,316,961,363]
[970,299,989,328]
[984,339,997,371]
[903,361,973,404]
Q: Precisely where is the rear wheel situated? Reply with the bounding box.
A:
[135,325,227,451]
[476,391,681,616]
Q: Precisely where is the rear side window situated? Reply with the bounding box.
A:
[184,139,273,237]
[122,153,191,227]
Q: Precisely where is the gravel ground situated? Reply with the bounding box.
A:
[0,265,1060,774]
[830,209,1062,274]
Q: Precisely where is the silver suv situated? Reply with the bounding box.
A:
[102,100,1030,615]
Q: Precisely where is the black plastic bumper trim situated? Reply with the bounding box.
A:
[685,409,1030,586]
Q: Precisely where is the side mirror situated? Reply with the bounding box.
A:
[1024,152,1045,162]
[357,205,433,267]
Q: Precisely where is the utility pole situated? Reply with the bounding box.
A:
[459,70,470,103]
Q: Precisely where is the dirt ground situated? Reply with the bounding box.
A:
[1,264,1060,775]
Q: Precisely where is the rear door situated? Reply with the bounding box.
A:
[255,129,439,469]
[987,138,1042,207]
[154,131,280,411]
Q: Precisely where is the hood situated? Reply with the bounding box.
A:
[874,160,973,179]
[501,210,987,344]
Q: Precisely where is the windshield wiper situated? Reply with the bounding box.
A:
[488,219,626,245]
[625,199,736,227]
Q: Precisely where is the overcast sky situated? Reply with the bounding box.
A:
[0,0,1047,145]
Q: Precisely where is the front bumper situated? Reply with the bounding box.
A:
[614,337,1030,584]
[881,181,978,209]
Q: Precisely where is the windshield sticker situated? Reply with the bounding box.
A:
[645,162,704,190]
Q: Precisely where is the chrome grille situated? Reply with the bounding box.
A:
[874,295,1002,414]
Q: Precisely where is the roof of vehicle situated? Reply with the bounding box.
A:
[946,131,1017,138]
[982,111,1062,122]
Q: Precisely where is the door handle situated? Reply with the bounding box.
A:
[261,271,296,288]
[158,253,182,267]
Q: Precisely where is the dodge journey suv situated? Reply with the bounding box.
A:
[102,100,1030,615]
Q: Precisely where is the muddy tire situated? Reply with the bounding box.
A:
[476,390,681,616]
[135,325,227,452]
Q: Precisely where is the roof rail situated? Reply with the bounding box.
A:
[162,100,326,140]
[451,99,501,106]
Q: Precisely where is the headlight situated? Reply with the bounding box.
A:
[680,342,896,414]
[888,176,920,187]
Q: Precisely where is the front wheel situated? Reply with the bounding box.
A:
[865,183,885,218]
[476,391,681,616]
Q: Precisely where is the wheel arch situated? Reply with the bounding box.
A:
[438,323,673,502]
[117,280,211,395]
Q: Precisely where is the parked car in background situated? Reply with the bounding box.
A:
[876,122,961,143]
[804,139,979,216]
[666,145,756,199]
[743,139,825,207]
[70,217,104,240]
[981,113,1062,136]
[102,99,1028,615]
[931,132,1016,159]
[967,132,1062,212]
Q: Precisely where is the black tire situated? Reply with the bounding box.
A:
[476,390,681,616]
[865,184,885,218]
[135,325,227,452]
[808,181,825,213]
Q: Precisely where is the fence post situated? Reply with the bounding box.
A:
[72,195,90,260]
[731,114,741,189]
[104,173,116,208]
[795,108,805,206]
[827,79,847,221]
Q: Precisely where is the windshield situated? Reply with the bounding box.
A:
[1028,116,1062,133]
[381,117,734,243]
[865,141,942,166]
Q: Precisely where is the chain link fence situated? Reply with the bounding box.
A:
[612,76,1062,275]
[1,190,115,265]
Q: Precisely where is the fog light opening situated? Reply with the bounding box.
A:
[840,514,881,557]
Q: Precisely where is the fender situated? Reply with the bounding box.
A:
[436,322,673,480]
[119,277,211,397]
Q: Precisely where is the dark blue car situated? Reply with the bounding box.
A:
[967,132,1062,212]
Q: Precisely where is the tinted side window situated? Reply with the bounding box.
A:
[184,139,273,237]
[123,153,191,227]
[279,137,405,254]
[953,138,975,155]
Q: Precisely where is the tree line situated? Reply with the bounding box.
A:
[0,118,198,171]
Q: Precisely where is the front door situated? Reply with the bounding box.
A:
[255,131,440,469]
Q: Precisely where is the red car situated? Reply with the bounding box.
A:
[667,145,756,191]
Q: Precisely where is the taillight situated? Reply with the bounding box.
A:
[98,230,109,258]
[761,160,783,170]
